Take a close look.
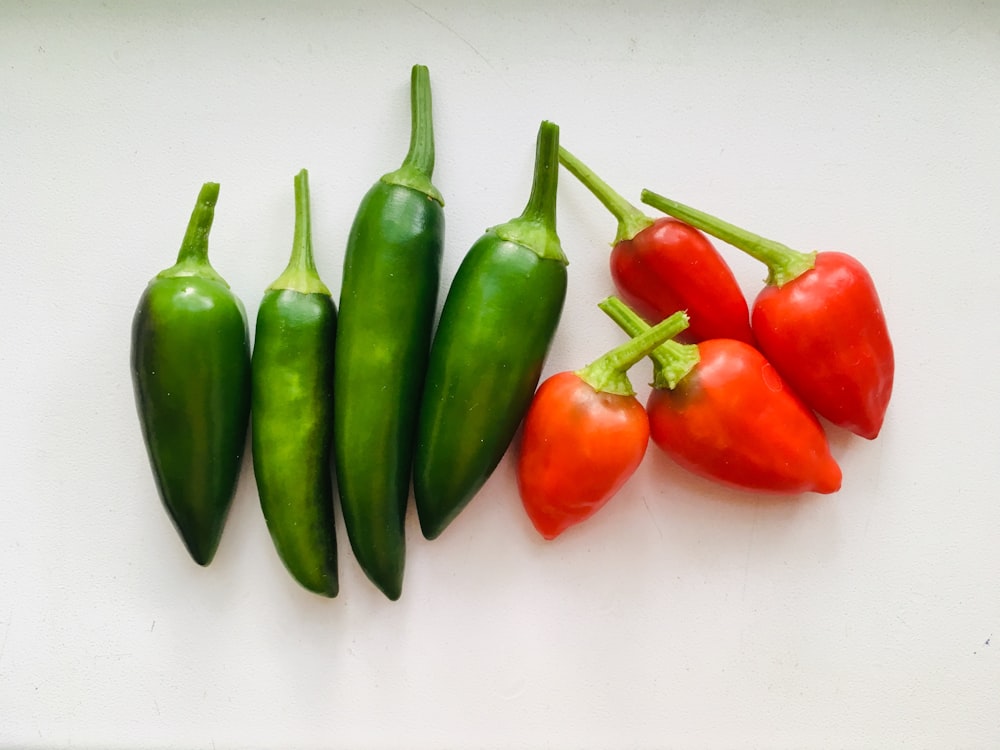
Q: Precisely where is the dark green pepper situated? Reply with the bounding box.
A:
[414,120,568,540]
[334,64,445,600]
[131,183,251,565]
[252,169,338,597]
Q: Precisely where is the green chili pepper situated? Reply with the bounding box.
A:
[333,64,445,600]
[131,183,251,566]
[251,169,338,597]
[414,119,568,540]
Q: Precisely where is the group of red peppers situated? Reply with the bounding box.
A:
[517,148,894,540]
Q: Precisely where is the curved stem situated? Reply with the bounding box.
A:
[493,120,568,264]
[270,169,331,295]
[381,64,444,206]
[175,182,219,265]
[402,64,434,177]
[521,120,560,227]
[160,182,226,285]
[640,189,815,287]
[598,296,701,390]
[559,147,652,244]
[576,310,689,396]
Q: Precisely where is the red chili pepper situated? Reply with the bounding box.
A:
[640,191,893,440]
[558,147,753,345]
[599,297,842,495]
[517,310,690,540]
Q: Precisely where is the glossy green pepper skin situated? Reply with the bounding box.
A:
[415,120,568,540]
[131,183,251,566]
[334,65,444,600]
[252,169,338,597]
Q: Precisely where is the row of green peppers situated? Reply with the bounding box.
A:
[131,66,567,599]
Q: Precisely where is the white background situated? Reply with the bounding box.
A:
[2,1,999,748]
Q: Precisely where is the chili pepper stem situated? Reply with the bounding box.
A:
[160,182,227,286]
[640,189,816,288]
[576,310,689,396]
[269,169,331,295]
[381,64,444,206]
[598,296,701,390]
[558,147,653,245]
[493,121,568,264]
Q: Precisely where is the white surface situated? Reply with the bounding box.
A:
[2,2,999,747]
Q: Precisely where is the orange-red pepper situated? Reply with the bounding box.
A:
[517,311,689,539]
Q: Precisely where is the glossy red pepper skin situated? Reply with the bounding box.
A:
[648,339,842,494]
[599,297,841,495]
[610,217,754,345]
[517,311,689,540]
[640,191,893,439]
[751,252,893,439]
[518,373,650,540]
[558,148,753,345]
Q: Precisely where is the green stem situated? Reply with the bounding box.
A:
[160,182,226,285]
[521,121,560,227]
[559,147,653,245]
[402,64,435,177]
[175,182,219,265]
[381,64,444,206]
[269,169,331,295]
[639,189,816,288]
[598,296,701,390]
[576,310,689,396]
[493,120,568,264]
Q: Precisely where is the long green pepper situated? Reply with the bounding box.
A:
[131,183,251,565]
[252,169,338,597]
[414,120,569,540]
[334,64,445,600]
